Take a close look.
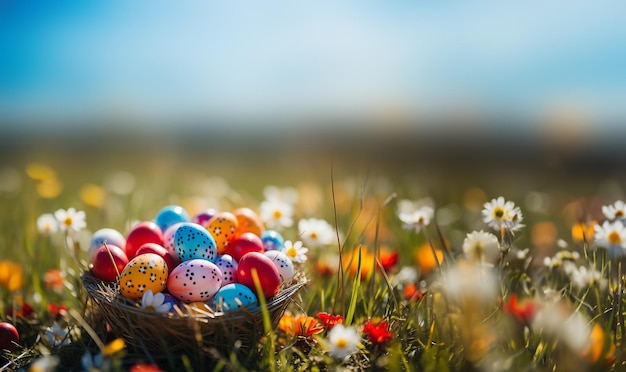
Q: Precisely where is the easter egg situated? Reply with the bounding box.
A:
[125,221,163,259]
[162,222,183,266]
[168,259,223,303]
[227,232,264,261]
[0,322,19,351]
[234,207,264,237]
[264,250,295,284]
[192,208,218,226]
[174,222,218,262]
[214,283,258,312]
[136,243,177,273]
[214,254,238,286]
[205,212,238,254]
[88,228,126,262]
[261,230,284,251]
[91,244,129,282]
[237,252,281,298]
[155,205,190,233]
[119,253,168,299]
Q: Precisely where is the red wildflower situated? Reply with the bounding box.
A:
[129,363,166,372]
[362,319,393,345]
[379,250,399,271]
[7,301,34,319]
[502,294,537,325]
[44,269,64,293]
[403,283,424,302]
[317,312,344,330]
[47,303,68,320]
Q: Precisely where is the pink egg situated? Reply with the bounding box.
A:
[168,259,222,303]
[214,254,238,286]
[163,223,184,265]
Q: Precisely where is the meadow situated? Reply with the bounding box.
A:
[1,132,625,371]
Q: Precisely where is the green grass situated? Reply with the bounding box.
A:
[1,154,625,371]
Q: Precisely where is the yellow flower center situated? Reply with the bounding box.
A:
[145,305,156,311]
[616,210,624,218]
[608,231,621,245]
[64,216,73,227]
[273,210,282,219]
[310,232,318,239]
[494,208,504,219]
[336,337,348,348]
[287,247,297,257]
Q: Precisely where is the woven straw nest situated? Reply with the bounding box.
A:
[82,270,307,357]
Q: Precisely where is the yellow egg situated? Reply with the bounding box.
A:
[119,253,168,299]
[205,212,238,255]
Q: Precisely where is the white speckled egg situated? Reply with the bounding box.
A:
[168,259,222,303]
[214,254,238,286]
[174,222,218,262]
[214,283,258,312]
[264,250,295,284]
[163,223,183,264]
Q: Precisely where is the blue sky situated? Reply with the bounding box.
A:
[1,0,625,135]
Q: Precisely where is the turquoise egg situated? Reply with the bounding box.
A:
[214,283,258,312]
[174,222,218,262]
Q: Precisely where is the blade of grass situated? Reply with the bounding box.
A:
[345,246,362,326]
[251,268,275,372]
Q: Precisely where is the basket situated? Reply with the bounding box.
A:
[82,270,307,359]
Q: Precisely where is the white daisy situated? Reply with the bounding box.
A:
[298,218,335,248]
[263,185,299,205]
[594,220,626,258]
[602,200,626,221]
[462,230,500,265]
[45,322,71,347]
[54,207,87,233]
[29,355,60,372]
[327,324,360,360]
[442,262,498,304]
[141,290,172,313]
[398,205,434,234]
[482,196,524,232]
[281,240,308,263]
[37,213,58,235]
[260,199,294,230]
[532,303,591,353]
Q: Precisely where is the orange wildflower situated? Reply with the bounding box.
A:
[583,324,615,367]
[279,313,324,338]
[572,221,597,243]
[414,242,444,276]
[0,260,24,292]
[343,246,398,280]
[44,269,64,293]
[403,283,424,302]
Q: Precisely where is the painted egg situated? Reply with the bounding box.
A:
[168,259,223,303]
[205,212,238,255]
[214,283,258,312]
[0,322,19,351]
[119,253,168,299]
[91,244,128,282]
[88,228,126,262]
[264,250,295,284]
[261,230,284,251]
[237,252,281,298]
[214,254,238,286]
[136,243,177,273]
[155,205,190,233]
[125,221,163,259]
[227,232,264,261]
[192,208,218,227]
[174,222,218,262]
[233,207,264,237]
[162,223,183,266]
[162,293,178,312]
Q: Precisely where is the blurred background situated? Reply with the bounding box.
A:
[1,0,625,179]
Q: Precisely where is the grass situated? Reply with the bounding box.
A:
[1,149,626,371]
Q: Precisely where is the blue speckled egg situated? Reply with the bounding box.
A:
[174,223,218,262]
[155,205,190,233]
[88,228,126,262]
[261,230,284,251]
[214,254,238,286]
[214,283,258,312]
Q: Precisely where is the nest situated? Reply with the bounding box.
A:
[82,270,307,359]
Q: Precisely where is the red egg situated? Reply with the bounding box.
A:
[136,243,177,273]
[234,207,264,236]
[227,232,265,261]
[237,252,281,298]
[91,244,129,282]
[125,221,163,259]
[0,322,19,351]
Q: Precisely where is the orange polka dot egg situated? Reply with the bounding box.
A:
[119,253,169,299]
